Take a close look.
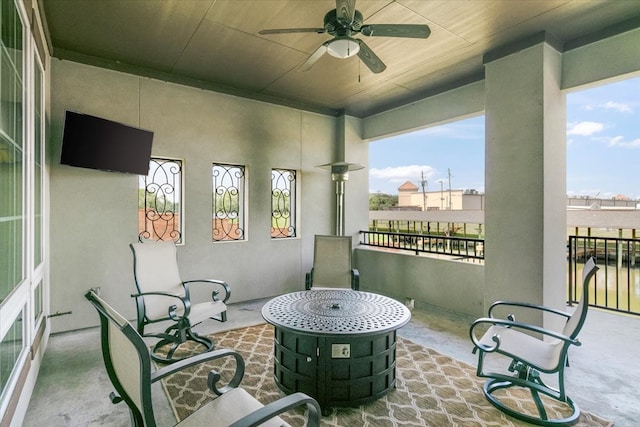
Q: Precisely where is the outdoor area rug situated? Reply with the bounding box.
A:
[158,323,612,427]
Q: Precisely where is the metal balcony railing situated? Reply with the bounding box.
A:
[360,231,640,316]
[359,230,484,261]
[568,235,640,316]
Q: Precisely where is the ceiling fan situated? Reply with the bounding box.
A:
[258,0,431,74]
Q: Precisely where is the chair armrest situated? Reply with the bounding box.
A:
[228,392,321,427]
[183,279,231,303]
[131,291,189,320]
[469,317,580,353]
[487,300,571,321]
[131,290,186,302]
[351,269,360,290]
[150,348,244,393]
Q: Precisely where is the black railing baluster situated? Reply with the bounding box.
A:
[358,230,484,261]
[567,235,639,317]
[568,238,574,305]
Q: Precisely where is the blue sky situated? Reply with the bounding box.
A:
[369,75,640,200]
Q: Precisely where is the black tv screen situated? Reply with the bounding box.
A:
[60,111,154,175]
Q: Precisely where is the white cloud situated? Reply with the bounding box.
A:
[567,121,604,136]
[603,101,633,113]
[369,165,435,184]
[606,135,625,146]
[606,136,640,148]
[581,101,633,113]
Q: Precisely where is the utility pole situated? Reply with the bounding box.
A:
[439,180,444,209]
[420,171,428,211]
[448,168,453,210]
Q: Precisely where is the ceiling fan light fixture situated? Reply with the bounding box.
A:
[327,37,360,58]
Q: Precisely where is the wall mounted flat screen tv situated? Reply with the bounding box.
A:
[60,111,154,175]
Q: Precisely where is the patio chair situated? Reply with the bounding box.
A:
[130,240,230,363]
[85,290,321,427]
[305,235,359,290]
[469,257,598,426]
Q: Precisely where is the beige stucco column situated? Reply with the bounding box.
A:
[484,36,567,328]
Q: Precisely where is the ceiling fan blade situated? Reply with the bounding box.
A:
[259,28,325,35]
[360,24,431,39]
[336,0,357,25]
[356,39,386,74]
[298,42,329,72]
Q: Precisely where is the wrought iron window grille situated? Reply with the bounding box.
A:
[271,169,296,238]
[212,163,246,241]
[138,158,183,243]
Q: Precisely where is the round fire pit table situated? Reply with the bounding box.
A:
[261,290,411,411]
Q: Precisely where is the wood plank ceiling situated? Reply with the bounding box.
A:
[40,0,640,117]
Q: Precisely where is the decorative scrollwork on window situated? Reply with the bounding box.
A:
[138,158,182,243]
[212,164,245,241]
[271,169,296,238]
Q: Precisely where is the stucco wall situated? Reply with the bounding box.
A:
[48,59,359,332]
[354,247,484,318]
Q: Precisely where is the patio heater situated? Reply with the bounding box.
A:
[319,162,364,236]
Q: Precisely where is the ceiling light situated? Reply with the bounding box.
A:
[326,37,360,59]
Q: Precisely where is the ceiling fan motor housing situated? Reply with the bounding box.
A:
[324,9,364,36]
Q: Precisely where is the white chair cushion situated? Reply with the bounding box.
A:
[132,241,185,319]
[176,388,289,427]
[312,235,353,288]
[479,325,563,372]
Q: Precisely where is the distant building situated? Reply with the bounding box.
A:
[398,181,637,211]
[397,181,484,211]
[566,195,637,210]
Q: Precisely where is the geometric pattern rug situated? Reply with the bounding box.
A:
[159,323,612,427]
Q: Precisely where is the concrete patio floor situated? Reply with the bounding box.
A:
[24,298,640,426]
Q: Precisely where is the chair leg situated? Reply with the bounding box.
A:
[152,338,181,363]
[481,361,580,426]
[186,328,215,351]
[149,322,215,364]
[209,310,227,322]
